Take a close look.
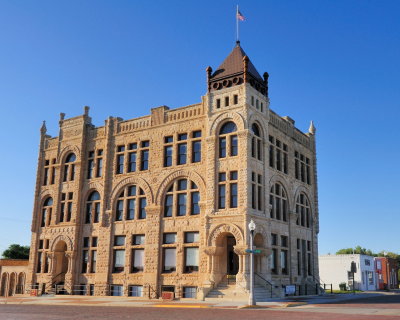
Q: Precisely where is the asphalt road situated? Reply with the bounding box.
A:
[1,301,400,320]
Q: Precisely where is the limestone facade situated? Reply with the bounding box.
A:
[26,43,319,299]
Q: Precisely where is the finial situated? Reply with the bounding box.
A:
[236,40,240,46]
[40,121,47,135]
[60,113,65,121]
[308,120,316,134]
[263,72,269,83]
[84,106,90,116]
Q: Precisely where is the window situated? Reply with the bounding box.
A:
[216,99,221,108]
[60,192,73,223]
[164,146,173,167]
[269,136,288,174]
[133,234,145,245]
[163,248,176,273]
[270,184,287,221]
[37,252,42,273]
[131,249,144,273]
[251,124,263,161]
[184,247,199,273]
[140,141,150,170]
[115,236,126,246]
[233,94,238,104]
[218,171,238,209]
[251,173,263,211]
[177,143,187,165]
[163,233,176,244]
[365,259,371,266]
[116,142,149,174]
[87,150,103,179]
[41,197,53,227]
[90,250,97,273]
[115,185,146,221]
[296,193,311,228]
[113,250,125,273]
[110,285,123,296]
[63,153,76,182]
[183,286,197,298]
[225,96,229,107]
[295,152,311,184]
[129,285,143,297]
[281,236,288,248]
[185,232,199,243]
[164,180,200,217]
[82,250,89,273]
[271,249,277,274]
[281,250,288,274]
[43,159,56,186]
[192,140,201,163]
[219,122,238,158]
[116,146,125,174]
[85,191,100,224]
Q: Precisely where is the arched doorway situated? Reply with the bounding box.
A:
[8,273,16,296]
[0,273,8,296]
[16,272,25,294]
[215,232,239,277]
[52,241,68,292]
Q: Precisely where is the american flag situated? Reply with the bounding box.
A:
[237,10,245,21]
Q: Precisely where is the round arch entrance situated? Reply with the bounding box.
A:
[215,232,239,276]
[53,240,68,284]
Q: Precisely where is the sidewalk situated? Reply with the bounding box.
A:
[1,291,396,309]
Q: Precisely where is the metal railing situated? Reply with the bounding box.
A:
[255,273,273,298]
[144,283,159,299]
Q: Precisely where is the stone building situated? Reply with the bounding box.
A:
[0,259,28,297]
[25,42,319,300]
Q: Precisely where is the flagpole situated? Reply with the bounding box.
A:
[236,5,239,43]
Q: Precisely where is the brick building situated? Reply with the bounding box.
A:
[25,42,319,300]
[375,257,399,290]
[0,259,28,297]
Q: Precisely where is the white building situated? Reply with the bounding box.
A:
[319,254,377,291]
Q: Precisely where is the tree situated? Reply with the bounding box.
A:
[336,246,374,255]
[2,244,30,259]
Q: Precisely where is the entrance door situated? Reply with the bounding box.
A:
[227,236,239,275]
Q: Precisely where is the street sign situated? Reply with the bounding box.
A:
[245,249,261,254]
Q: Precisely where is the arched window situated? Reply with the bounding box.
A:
[41,197,53,227]
[296,193,311,228]
[219,121,238,158]
[251,123,263,161]
[63,153,76,182]
[85,191,101,224]
[164,179,200,217]
[115,185,146,221]
[270,183,287,221]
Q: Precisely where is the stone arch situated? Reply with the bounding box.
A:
[0,272,8,296]
[82,181,104,198]
[293,186,315,223]
[109,176,154,209]
[253,224,268,247]
[155,169,206,206]
[248,113,267,138]
[16,272,25,294]
[209,111,246,136]
[207,223,244,246]
[39,189,53,202]
[269,174,293,210]
[8,272,16,296]
[50,234,73,252]
[58,145,81,163]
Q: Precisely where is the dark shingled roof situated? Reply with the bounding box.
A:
[211,43,263,81]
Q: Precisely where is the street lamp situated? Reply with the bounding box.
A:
[248,219,256,306]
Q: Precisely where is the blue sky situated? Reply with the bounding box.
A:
[0,0,399,256]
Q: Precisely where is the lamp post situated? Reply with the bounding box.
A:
[248,219,256,306]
